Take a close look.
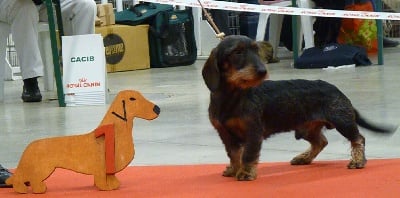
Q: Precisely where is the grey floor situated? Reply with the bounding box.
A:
[1,46,400,169]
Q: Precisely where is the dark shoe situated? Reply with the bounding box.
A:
[0,164,12,188]
[383,37,399,48]
[21,77,42,102]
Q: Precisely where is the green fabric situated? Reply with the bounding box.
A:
[115,2,173,26]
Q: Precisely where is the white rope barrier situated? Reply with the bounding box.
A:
[141,0,400,20]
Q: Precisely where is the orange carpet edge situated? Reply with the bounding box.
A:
[1,158,399,197]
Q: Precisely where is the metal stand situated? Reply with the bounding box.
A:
[45,0,65,107]
[291,0,299,62]
[376,0,384,65]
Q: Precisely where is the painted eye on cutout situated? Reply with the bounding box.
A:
[129,97,136,101]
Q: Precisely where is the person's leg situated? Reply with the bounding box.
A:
[60,0,96,35]
[209,0,232,36]
[10,0,44,102]
[238,0,259,39]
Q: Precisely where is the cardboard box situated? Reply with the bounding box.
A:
[97,3,113,17]
[108,14,115,25]
[96,3,115,26]
[95,16,102,26]
[95,25,150,72]
[97,14,115,27]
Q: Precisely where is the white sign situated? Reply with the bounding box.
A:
[62,34,107,106]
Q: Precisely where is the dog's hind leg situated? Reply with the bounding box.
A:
[348,134,366,169]
[291,122,328,165]
[335,123,366,169]
[326,102,367,168]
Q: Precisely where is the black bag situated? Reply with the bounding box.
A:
[116,3,197,67]
[294,43,372,69]
[148,7,197,67]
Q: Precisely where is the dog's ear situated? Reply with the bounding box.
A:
[202,48,220,91]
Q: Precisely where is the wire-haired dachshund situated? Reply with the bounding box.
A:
[202,35,396,181]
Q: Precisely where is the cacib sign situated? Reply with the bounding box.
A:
[70,56,95,63]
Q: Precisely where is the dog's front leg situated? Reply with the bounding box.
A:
[236,130,263,181]
[224,146,243,177]
[217,128,243,177]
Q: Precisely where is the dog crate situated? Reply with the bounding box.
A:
[382,0,400,38]
[228,0,241,35]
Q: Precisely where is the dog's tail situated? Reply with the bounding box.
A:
[355,109,397,134]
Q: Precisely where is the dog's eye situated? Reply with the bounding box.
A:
[233,49,243,55]
[129,97,136,101]
[253,46,259,52]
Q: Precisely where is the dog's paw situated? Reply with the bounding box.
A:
[222,165,237,177]
[235,166,257,181]
[348,143,366,169]
[347,159,367,169]
[290,155,313,165]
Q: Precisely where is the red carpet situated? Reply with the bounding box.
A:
[1,159,399,197]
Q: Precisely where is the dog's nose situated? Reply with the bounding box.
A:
[257,67,267,78]
[153,105,161,115]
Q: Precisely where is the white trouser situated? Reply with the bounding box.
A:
[0,0,44,80]
[39,0,96,35]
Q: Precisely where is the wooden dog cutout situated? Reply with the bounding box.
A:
[6,90,160,193]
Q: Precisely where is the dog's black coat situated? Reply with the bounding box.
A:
[202,35,395,181]
[252,79,390,136]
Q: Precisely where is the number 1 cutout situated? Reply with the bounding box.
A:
[94,124,116,174]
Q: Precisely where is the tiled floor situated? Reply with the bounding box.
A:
[1,46,400,169]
